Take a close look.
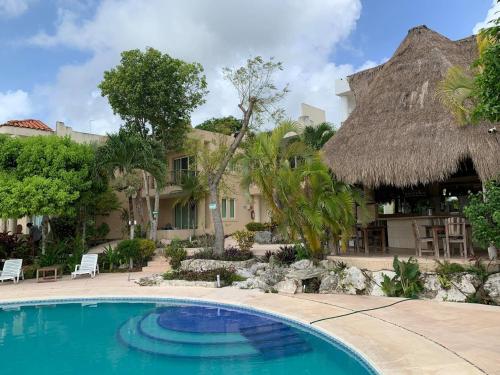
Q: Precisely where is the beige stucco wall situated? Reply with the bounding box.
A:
[0,125,53,137]
[55,122,107,144]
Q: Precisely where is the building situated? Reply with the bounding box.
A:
[104,128,270,240]
[296,103,326,129]
[323,25,500,253]
[0,119,270,240]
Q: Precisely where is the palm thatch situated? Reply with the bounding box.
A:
[323,25,500,188]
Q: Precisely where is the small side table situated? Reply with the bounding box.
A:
[37,265,63,282]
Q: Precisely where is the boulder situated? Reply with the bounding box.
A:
[286,267,326,281]
[421,273,441,299]
[275,279,301,294]
[319,273,340,294]
[232,277,270,291]
[433,273,479,302]
[369,270,396,297]
[249,262,268,275]
[338,266,367,295]
[483,273,500,304]
[290,259,313,270]
[180,258,256,272]
[254,231,272,244]
[235,268,254,279]
[259,267,287,285]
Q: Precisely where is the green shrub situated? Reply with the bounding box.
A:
[101,244,122,271]
[137,239,156,263]
[381,256,423,298]
[163,267,245,285]
[37,241,69,267]
[463,181,500,249]
[245,222,267,232]
[192,246,253,261]
[116,239,141,269]
[164,240,187,270]
[233,230,255,251]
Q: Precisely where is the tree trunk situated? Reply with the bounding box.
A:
[210,185,225,253]
[41,215,49,255]
[142,171,155,240]
[150,177,160,242]
[207,99,256,254]
[128,196,135,240]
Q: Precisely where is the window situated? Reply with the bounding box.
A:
[221,198,236,219]
[173,156,195,183]
[174,201,197,229]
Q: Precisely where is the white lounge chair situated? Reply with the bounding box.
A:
[71,254,99,279]
[0,259,24,284]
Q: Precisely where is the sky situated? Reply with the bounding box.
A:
[0,0,498,134]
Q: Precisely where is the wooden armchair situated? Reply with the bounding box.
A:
[412,220,435,257]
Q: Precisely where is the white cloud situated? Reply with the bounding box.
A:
[473,0,500,34]
[0,0,33,17]
[0,90,32,123]
[29,0,365,133]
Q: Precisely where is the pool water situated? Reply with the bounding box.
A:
[0,300,377,374]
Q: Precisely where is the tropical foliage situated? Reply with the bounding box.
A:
[302,122,336,150]
[99,47,207,239]
[97,128,166,239]
[437,15,500,124]
[195,116,243,135]
[381,256,423,298]
[239,121,369,256]
[464,181,500,248]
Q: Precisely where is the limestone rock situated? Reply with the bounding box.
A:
[254,231,272,244]
[290,259,313,270]
[421,273,441,299]
[249,262,268,275]
[235,268,254,279]
[369,270,396,297]
[483,273,500,304]
[232,277,270,291]
[180,258,256,272]
[434,273,479,302]
[286,267,326,281]
[275,279,301,294]
[259,267,287,285]
[338,266,367,295]
[319,273,340,294]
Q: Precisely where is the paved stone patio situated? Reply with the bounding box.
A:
[0,272,499,375]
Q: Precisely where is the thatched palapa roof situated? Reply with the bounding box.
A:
[323,25,500,188]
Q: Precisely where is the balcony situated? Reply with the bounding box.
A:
[142,170,197,198]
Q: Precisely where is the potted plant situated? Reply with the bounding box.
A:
[464,181,500,260]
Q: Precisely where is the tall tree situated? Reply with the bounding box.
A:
[99,47,207,240]
[302,122,336,150]
[97,129,166,239]
[209,56,288,253]
[195,116,242,135]
[0,135,95,253]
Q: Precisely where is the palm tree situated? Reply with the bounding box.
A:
[239,121,368,256]
[436,32,494,124]
[97,129,166,239]
[302,122,336,150]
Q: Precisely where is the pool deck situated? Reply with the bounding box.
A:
[0,273,499,375]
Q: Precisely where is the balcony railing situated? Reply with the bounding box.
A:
[169,169,197,185]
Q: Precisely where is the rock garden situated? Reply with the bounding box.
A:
[137,236,500,305]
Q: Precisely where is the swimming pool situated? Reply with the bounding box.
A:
[0,298,378,374]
